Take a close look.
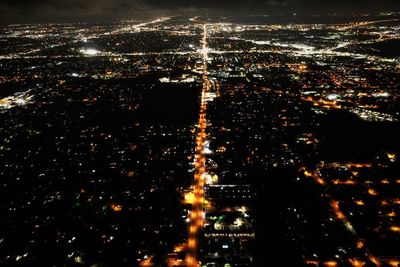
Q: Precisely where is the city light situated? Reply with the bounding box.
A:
[80,48,100,56]
[1,10,400,267]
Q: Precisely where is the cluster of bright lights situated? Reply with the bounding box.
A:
[79,48,100,56]
[0,94,32,110]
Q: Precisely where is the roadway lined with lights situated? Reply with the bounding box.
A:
[301,166,384,267]
[185,24,209,267]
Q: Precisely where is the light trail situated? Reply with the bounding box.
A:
[185,24,209,267]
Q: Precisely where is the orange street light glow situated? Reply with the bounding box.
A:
[185,25,209,267]
[368,188,378,196]
[355,200,365,206]
[389,226,400,232]
[188,239,196,248]
[324,261,338,267]
[367,255,381,267]
[305,260,319,266]
[111,204,123,212]
[388,260,400,267]
[348,259,366,267]
[330,201,345,220]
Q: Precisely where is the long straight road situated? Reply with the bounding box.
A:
[185,24,209,267]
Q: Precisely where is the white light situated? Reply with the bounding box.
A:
[234,218,244,227]
[80,48,100,56]
[373,92,390,97]
[14,98,26,105]
[327,94,339,100]
[252,40,271,45]
[204,147,213,154]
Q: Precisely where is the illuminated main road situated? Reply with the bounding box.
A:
[185,24,209,267]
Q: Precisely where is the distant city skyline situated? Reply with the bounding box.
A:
[1,0,400,24]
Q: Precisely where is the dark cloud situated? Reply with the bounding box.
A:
[0,0,399,24]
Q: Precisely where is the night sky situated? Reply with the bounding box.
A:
[1,0,400,24]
